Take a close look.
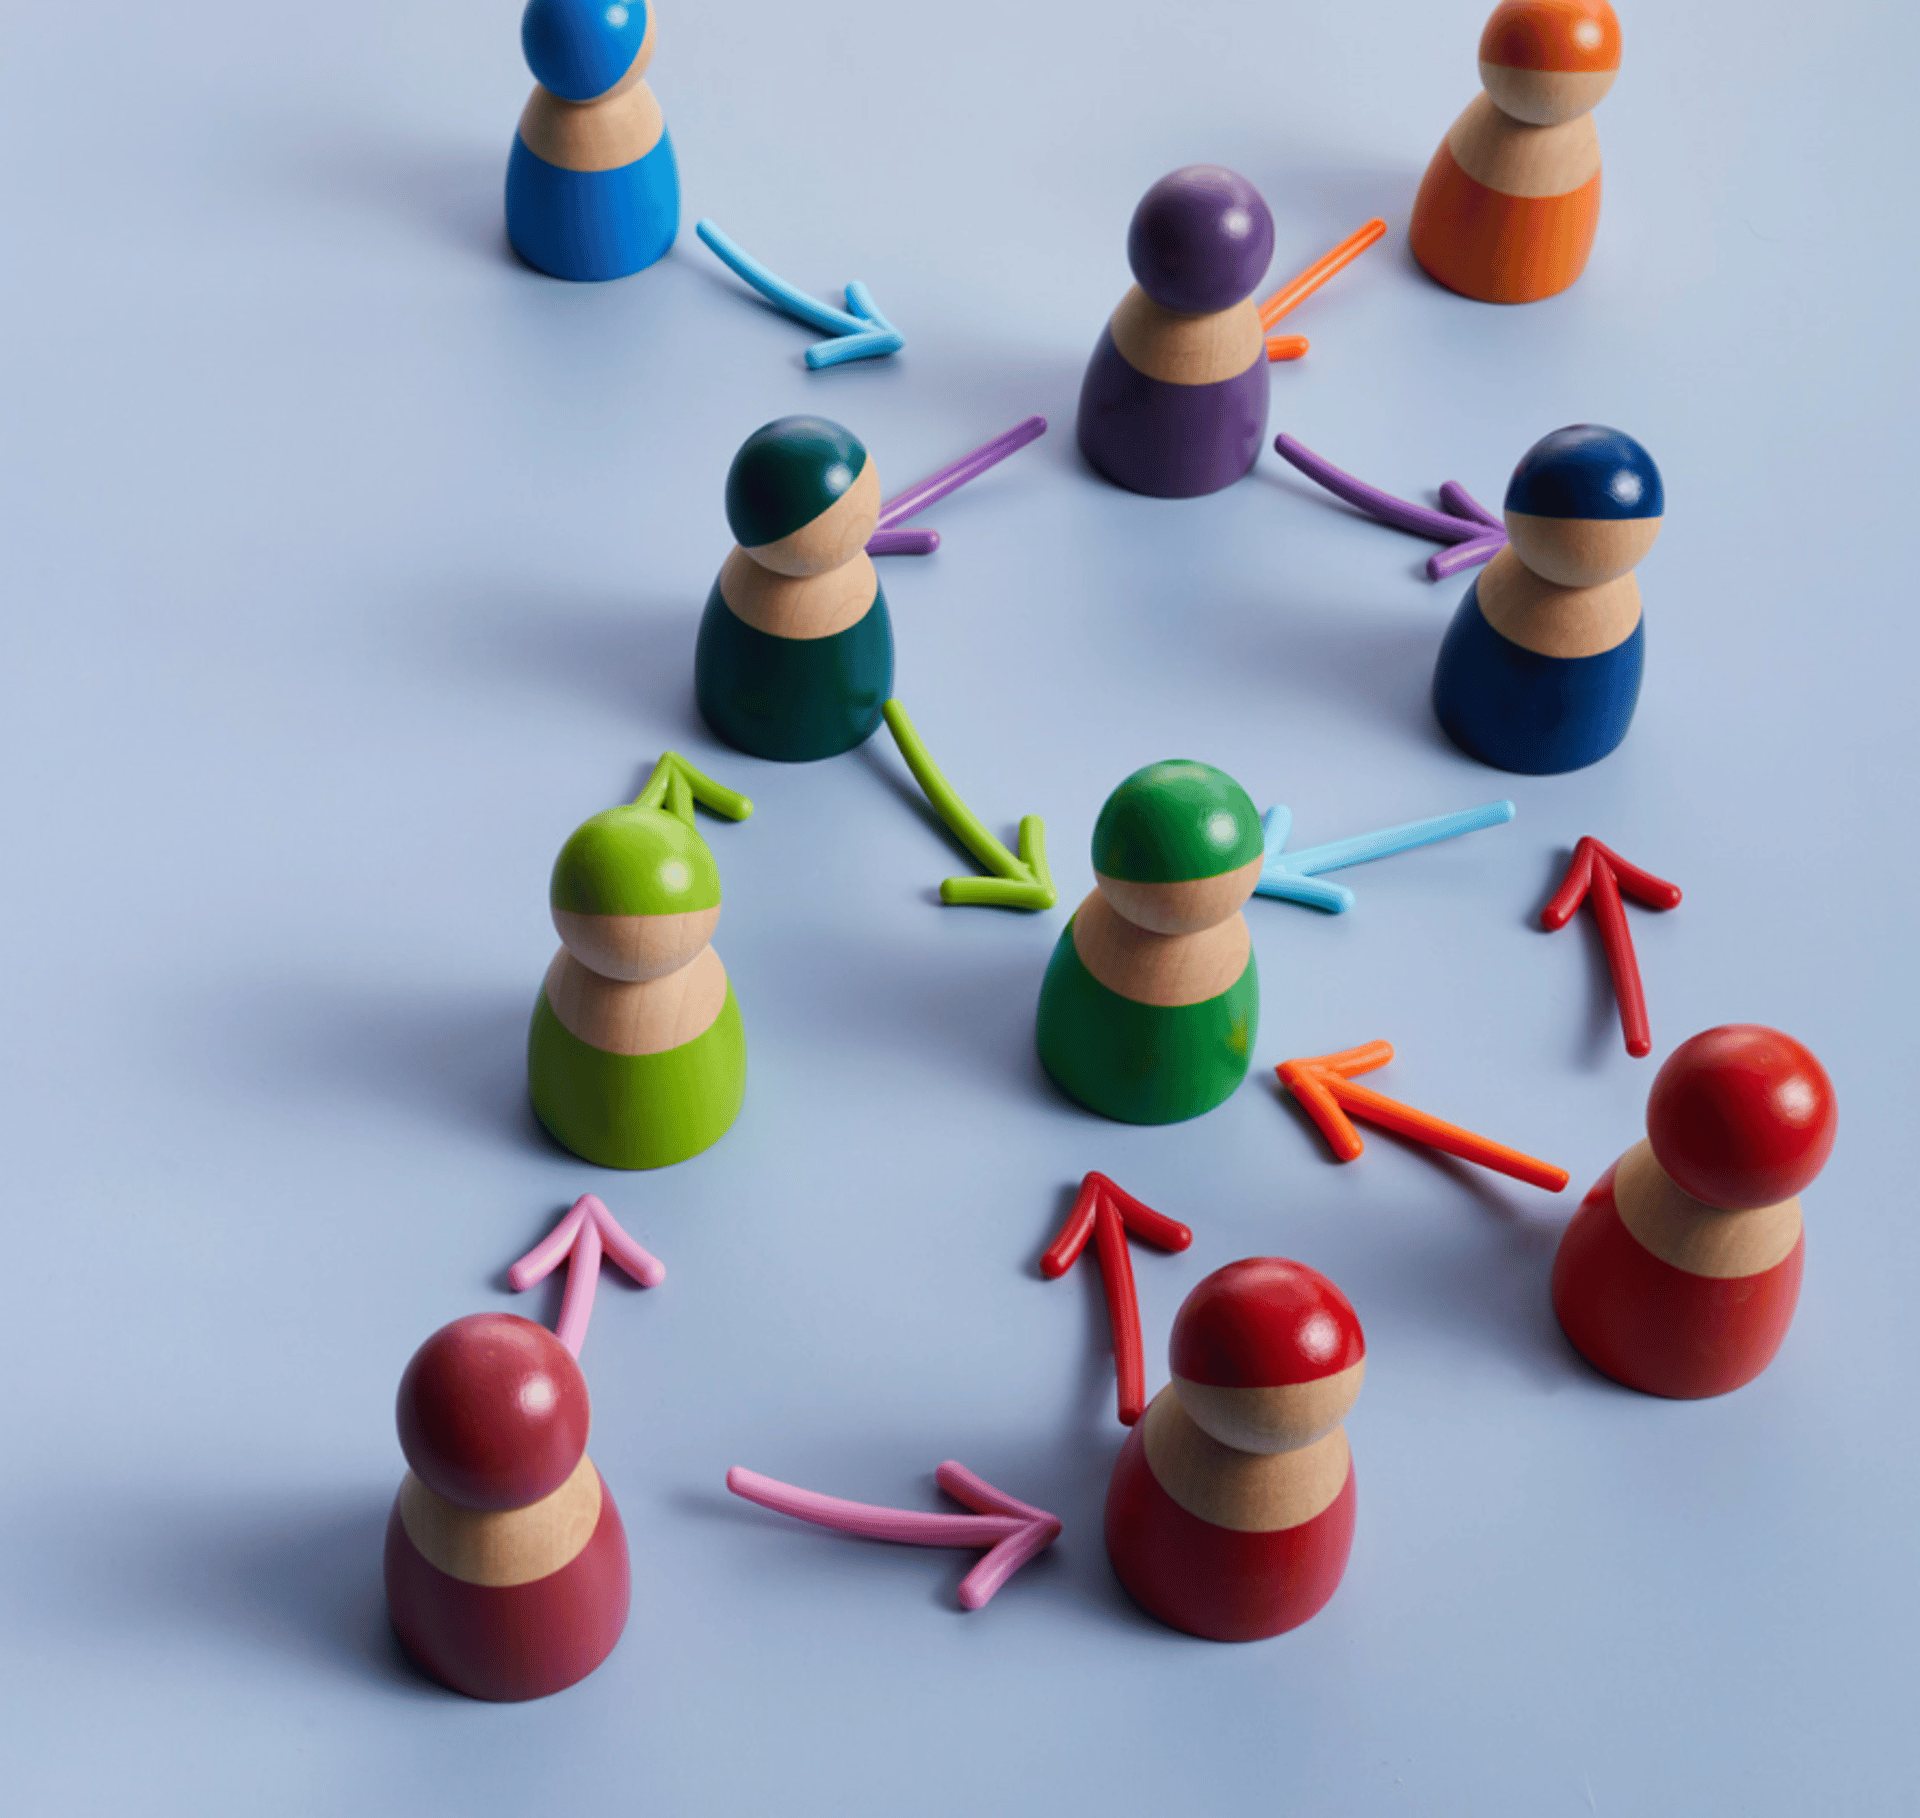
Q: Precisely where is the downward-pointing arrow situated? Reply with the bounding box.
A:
[1273,433,1508,579]
[1041,1172,1193,1427]
[726,1461,1061,1610]
[696,219,903,368]
[507,1194,665,1358]
[1541,838,1683,1058]
[1276,1042,1569,1191]
[1256,799,1515,912]
[865,416,1048,558]
[880,700,1055,910]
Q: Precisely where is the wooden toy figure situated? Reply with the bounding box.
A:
[1078,167,1276,499]
[1553,1025,1838,1398]
[528,774,747,1168]
[1036,761,1262,1124]
[1107,1258,1364,1642]
[1432,423,1661,774]
[385,1314,629,1700]
[695,416,891,762]
[506,0,679,281]
[1408,0,1621,304]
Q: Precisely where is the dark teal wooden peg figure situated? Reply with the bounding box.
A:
[506,0,680,281]
[695,417,893,763]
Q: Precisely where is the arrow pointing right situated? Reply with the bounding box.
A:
[1541,837,1683,1058]
[726,1461,1061,1610]
[1273,433,1508,579]
[1276,1041,1569,1191]
[1041,1172,1192,1426]
[695,219,903,368]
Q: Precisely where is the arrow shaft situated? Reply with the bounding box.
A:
[881,700,1021,880]
[551,1216,602,1357]
[695,219,868,336]
[876,417,1046,532]
[725,1468,1020,1549]
[1283,800,1516,877]
[1330,1078,1568,1190]
[1259,218,1386,328]
[1274,434,1487,546]
[1586,858,1653,1059]
[1092,1206,1148,1427]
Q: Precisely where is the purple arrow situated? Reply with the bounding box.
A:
[726,1460,1061,1609]
[507,1194,664,1357]
[866,416,1047,558]
[1274,433,1508,580]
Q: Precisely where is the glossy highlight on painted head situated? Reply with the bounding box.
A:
[550,803,722,918]
[522,0,653,103]
[1091,761,1263,884]
[1126,167,1275,315]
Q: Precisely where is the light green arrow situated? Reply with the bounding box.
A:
[635,751,754,829]
[881,701,1056,912]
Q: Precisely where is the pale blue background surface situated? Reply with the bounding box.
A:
[3,0,1916,1811]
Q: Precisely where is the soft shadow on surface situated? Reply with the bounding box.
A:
[423,588,706,739]
[210,980,560,1158]
[121,1490,452,1695]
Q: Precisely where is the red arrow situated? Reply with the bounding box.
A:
[1276,1042,1569,1191]
[1041,1173,1192,1426]
[726,1461,1061,1610]
[1541,838,1683,1058]
[506,1194,664,1357]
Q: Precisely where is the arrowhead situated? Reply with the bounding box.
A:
[1275,1042,1396,1162]
[636,752,753,829]
[934,1463,1063,1609]
[507,1195,664,1356]
[938,813,1056,911]
[1255,806,1357,912]
[1042,1172,1190,1275]
[1542,837,1681,929]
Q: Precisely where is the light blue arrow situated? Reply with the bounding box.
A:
[695,220,904,369]
[1256,800,1516,913]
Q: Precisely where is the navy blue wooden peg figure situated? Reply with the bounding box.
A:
[507,0,680,281]
[1432,425,1664,774]
[1077,167,1276,499]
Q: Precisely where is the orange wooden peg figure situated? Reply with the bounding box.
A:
[1409,0,1622,304]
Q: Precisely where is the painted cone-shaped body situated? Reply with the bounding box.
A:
[1409,0,1620,303]
[696,416,893,760]
[1552,1026,1836,1397]
[1433,424,1660,774]
[385,1316,630,1699]
[1036,761,1263,1124]
[507,0,679,281]
[1077,167,1274,498]
[528,799,745,1168]
[1106,1259,1365,1640]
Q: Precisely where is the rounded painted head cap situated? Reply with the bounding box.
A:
[1126,167,1275,314]
[396,1313,591,1511]
[522,0,651,102]
[1506,424,1662,521]
[1480,0,1620,73]
[725,417,870,549]
[1091,761,1262,884]
[551,803,721,917]
[1646,1024,1837,1210]
[1171,1258,1365,1388]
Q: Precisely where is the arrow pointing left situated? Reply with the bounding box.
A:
[1256,799,1515,913]
[508,1194,665,1357]
[696,218,903,369]
[866,416,1048,558]
[726,1461,1062,1610]
[880,700,1055,910]
[1041,1172,1192,1426]
[1276,1041,1569,1191]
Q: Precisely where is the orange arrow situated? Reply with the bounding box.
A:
[1276,1042,1569,1191]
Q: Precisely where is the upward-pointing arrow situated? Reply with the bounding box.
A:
[507,1194,664,1357]
[1041,1172,1192,1426]
[634,751,754,830]
[1541,838,1682,1058]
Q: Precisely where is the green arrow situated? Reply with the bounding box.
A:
[635,752,754,829]
[881,701,1056,911]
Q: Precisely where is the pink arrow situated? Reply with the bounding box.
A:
[725,1461,1062,1610]
[507,1194,664,1357]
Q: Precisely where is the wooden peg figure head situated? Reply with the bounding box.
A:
[521,0,655,101]
[548,802,721,981]
[1503,423,1662,588]
[1169,1258,1366,1455]
[725,416,882,578]
[1090,760,1265,933]
[1478,0,1620,126]
[1647,1025,1837,1210]
[1126,167,1276,315]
